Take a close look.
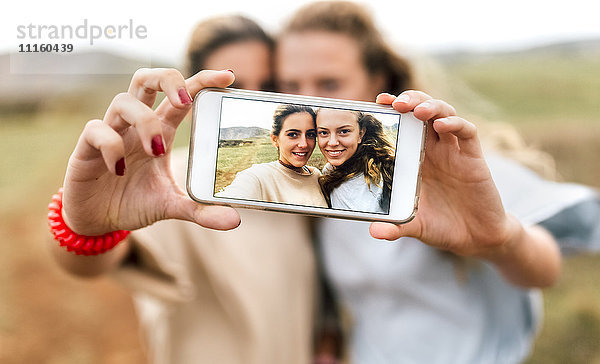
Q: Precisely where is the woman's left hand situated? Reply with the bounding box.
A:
[370,91,522,258]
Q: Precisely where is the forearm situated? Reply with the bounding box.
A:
[51,238,131,278]
[481,215,562,288]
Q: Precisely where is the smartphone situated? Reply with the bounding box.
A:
[187,88,426,223]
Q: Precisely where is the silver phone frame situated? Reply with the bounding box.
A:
[187,88,426,223]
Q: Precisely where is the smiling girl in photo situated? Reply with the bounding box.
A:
[219,104,328,206]
[317,108,395,213]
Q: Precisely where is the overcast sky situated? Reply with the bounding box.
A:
[2,0,600,68]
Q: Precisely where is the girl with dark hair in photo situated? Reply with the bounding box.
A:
[317,109,395,213]
[219,103,327,206]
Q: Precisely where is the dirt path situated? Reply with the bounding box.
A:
[0,211,145,363]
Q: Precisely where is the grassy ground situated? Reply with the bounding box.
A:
[442,50,600,364]
[215,137,278,192]
[0,49,598,363]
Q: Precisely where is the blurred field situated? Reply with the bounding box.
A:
[440,47,600,364]
[1,44,599,363]
[0,82,149,363]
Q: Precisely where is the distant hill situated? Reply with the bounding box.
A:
[433,38,600,64]
[219,126,270,140]
[3,37,598,111]
[0,50,171,107]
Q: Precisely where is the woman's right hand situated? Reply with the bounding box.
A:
[61,68,241,236]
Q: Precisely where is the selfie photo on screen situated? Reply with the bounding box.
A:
[214,96,399,214]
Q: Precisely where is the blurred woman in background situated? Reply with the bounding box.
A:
[185,15,274,90]
[276,2,600,363]
[51,15,318,364]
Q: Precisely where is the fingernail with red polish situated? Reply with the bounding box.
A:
[224,69,234,74]
[151,135,166,156]
[116,158,126,176]
[178,88,192,105]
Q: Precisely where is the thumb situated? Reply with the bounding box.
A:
[168,195,241,230]
[369,221,419,241]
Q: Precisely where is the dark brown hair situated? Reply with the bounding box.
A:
[281,1,414,95]
[318,110,395,210]
[272,104,316,136]
[185,15,274,77]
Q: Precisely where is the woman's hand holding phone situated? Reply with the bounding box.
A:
[370,91,520,256]
[61,69,241,237]
[370,91,561,288]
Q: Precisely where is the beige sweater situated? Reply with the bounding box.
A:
[219,161,328,208]
[112,151,316,364]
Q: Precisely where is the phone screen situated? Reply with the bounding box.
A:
[213,96,401,215]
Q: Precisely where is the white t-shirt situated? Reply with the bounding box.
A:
[330,173,385,213]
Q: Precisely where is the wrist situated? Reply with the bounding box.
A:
[475,214,525,264]
[48,188,130,256]
[474,214,561,288]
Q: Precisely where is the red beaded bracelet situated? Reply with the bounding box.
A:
[48,188,130,256]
